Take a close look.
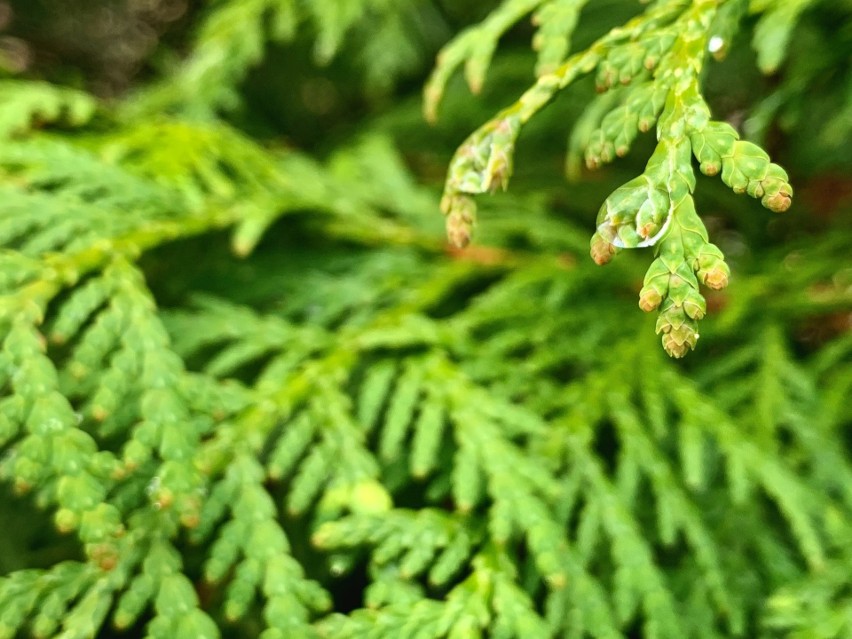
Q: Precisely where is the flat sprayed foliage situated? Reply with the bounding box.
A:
[0,2,850,639]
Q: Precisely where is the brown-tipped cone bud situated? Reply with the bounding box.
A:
[662,324,699,358]
[756,165,793,212]
[637,221,659,239]
[590,233,618,265]
[596,65,616,91]
[639,287,663,312]
[762,188,792,213]
[447,211,473,248]
[443,195,476,248]
[700,160,721,176]
[701,264,729,290]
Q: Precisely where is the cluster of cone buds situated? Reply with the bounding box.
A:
[637,243,728,358]
[585,82,668,168]
[595,30,676,91]
[655,302,700,358]
[691,121,793,212]
[593,174,733,356]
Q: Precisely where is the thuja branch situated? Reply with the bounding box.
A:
[432,0,793,357]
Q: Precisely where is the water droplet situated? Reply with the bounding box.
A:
[708,36,725,54]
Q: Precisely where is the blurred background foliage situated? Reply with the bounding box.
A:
[0,0,849,637]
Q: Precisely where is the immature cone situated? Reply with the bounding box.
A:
[639,287,663,312]
[763,189,792,212]
[590,232,619,265]
[586,132,614,168]
[661,323,700,358]
[656,303,700,358]
[694,244,730,290]
[442,194,476,248]
[597,42,646,90]
[702,265,729,290]
[757,164,793,212]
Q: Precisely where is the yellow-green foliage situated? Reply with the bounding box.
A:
[0,1,850,639]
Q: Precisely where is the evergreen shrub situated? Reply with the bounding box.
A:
[0,1,850,637]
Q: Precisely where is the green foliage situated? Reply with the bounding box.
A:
[0,2,850,639]
[134,0,442,116]
[434,0,801,356]
[0,81,95,138]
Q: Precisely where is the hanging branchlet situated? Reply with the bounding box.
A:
[432,0,796,356]
[691,121,793,211]
[585,82,669,168]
